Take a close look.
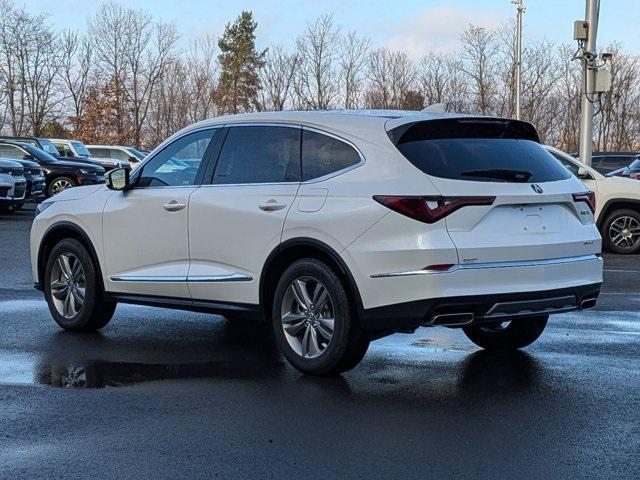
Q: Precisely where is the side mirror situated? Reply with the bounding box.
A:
[106,168,130,191]
[577,167,592,180]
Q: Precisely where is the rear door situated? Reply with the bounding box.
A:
[388,118,599,264]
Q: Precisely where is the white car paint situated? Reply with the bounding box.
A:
[31,111,602,319]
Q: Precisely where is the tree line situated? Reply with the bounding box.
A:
[1,0,638,152]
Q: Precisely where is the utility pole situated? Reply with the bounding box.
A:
[577,0,601,167]
[512,0,525,120]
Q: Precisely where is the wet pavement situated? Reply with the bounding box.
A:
[0,206,639,479]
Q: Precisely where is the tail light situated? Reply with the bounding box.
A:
[373,195,495,224]
[631,173,640,180]
[573,191,596,214]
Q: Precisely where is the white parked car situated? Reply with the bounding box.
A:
[31,111,603,375]
[50,138,129,172]
[86,145,146,170]
[546,145,640,254]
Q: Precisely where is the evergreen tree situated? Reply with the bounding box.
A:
[217,11,267,114]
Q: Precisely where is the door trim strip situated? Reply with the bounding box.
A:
[110,273,253,283]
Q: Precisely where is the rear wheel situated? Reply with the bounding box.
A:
[602,208,640,254]
[462,315,548,351]
[48,176,76,197]
[272,259,369,376]
[44,238,116,331]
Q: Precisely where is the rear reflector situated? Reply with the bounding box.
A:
[573,191,596,214]
[373,195,495,224]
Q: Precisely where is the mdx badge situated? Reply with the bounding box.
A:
[531,184,544,194]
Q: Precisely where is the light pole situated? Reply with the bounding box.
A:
[577,0,601,167]
[512,0,525,120]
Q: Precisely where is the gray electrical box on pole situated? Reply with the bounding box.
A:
[577,0,601,167]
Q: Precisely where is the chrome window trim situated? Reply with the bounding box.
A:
[370,254,602,278]
[110,273,253,283]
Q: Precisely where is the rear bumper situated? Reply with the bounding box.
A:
[360,283,601,331]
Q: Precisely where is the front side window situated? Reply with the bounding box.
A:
[54,143,73,157]
[137,129,218,188]
[212,126,301,185]
[302,130,361,181]
[549,151,580,176]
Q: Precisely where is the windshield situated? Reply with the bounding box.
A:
[127,148,146,160]
[629,159,640,170]
[37,138,60,156]
[71,141,91,157]
[22,144,59,163]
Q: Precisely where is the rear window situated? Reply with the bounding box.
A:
[390,119,571,183]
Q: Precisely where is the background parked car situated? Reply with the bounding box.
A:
[5,157,46,209]
[86,144,146,169]
[0,158,25,212]
[0,141,105,197]
[571,151,640,175]
[547,145,640,254]
[607,157,640,180]
[0,136,61,157]
[50,138,128,172]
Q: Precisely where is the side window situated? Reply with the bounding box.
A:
[0,144,24,159]
[54,143,72,157]
[90,148,109,158]
[549,152,580,176]
[137,129,218,188]
[212,126,301,185]
[301,129,361,181]
[110,149,131,161]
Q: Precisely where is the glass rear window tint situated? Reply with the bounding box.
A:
[391,119,571,183]
[302,130,360,181]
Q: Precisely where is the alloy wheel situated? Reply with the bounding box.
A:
[49,253,86,319]
[51,179,73,195]
[280,276,335,359]
[609,215,640,250]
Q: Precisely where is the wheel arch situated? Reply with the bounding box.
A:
[37,221,104,290]
[597,198,640,229]
[259,238,364,324]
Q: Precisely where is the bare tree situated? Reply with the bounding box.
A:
[60,30,93,130]
[460,24,497,115]
[294,14,340,109]
[339,31,370,109]
[260,45,299,111]
[365,48,417,109]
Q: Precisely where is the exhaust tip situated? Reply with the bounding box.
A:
[429,312,475,327]
[579,297,597,309]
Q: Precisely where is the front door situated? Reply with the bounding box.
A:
[188,125,301,305]
[102,128,221,298]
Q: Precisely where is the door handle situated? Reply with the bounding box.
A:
[163,200,186,212]
[259,199,287,212]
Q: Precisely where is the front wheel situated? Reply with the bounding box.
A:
[47,176,76,197]
[272,259,369,376]
[463,316,548,351]
[602,208,640,254]
[44,238,116,331]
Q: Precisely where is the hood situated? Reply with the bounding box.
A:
[48,184,105,201]
[49,158,104,171]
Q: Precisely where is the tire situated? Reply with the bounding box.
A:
[47,176,76,197]
[272,259,370,376]
[462,315,548,351]
[602,208,640,254]
[44,238,116,332]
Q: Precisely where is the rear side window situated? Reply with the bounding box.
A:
[390,119,571,183]
[302,130,361,181]
[212,126,301,184]
[90,148,109,158]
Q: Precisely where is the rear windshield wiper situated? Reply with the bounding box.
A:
[461,169,533,182]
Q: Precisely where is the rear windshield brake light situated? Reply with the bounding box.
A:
[373,195,495,224]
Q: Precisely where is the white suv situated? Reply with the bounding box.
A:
[546,145,640,254]
[31,111,603,375]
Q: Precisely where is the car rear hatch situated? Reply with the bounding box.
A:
[386,117,599,264]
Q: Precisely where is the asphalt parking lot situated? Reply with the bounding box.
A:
[0,206,638,479]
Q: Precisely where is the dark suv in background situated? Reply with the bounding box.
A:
[0,141,104,197]
[7,157,46,208]
[574,152,640,175]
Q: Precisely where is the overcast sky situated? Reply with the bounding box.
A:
[22,0,639,56]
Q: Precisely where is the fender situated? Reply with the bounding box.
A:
[37,221,104,289]
[597,198,640,228]
[259,237,365,316]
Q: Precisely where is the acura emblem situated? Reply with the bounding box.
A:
[531,184,544,194]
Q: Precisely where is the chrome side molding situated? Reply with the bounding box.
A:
[110,273,253,283]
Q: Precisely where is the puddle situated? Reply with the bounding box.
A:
[409,337,476,352]
[0,351,274,388]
